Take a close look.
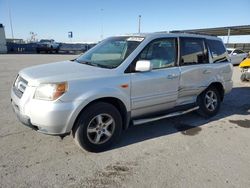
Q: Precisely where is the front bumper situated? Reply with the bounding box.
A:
[11,99,38,131]
[11,86,79,135]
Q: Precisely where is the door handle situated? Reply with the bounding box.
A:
[203,70,211,74]
[167,74,178,79]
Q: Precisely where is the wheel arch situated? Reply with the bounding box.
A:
[207,82,225,101]
[72,97,130,133]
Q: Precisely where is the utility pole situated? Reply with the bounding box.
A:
[227,28,231,44]
[7,0,14,39]
[100,8,104,40]
[138,15,141,34]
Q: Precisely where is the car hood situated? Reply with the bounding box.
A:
[19,60,114,86]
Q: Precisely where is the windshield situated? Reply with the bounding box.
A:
[227,50,232,54]
[76,36,144,68]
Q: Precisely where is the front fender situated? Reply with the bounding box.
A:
[62,87,130,133]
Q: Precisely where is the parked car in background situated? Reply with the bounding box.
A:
[227,48,248,65]
[36,39,60,53]
[11,33,233,152]
[239,56,250,82]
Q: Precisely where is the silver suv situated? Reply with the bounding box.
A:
[11,32,233,152]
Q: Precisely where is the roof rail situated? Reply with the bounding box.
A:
[169,30,217,37]
[153,31,169,34]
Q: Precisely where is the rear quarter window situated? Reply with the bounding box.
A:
[206,39,228,63]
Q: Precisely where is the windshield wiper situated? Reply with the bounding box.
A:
[74,59,94,66]
[93,63,114,69]
[71,59,82,63]
[77,60,113,69]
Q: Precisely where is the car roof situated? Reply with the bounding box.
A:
[119,32,222,41]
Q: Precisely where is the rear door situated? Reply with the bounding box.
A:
[178,37,211,105]
[130,38,180,117]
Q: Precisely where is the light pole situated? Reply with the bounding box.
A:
[100,8,104,40]
[138,15,141,34]
[227,28,231,44]
[7,0,14,39]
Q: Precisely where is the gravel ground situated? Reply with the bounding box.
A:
[0,54,249,188]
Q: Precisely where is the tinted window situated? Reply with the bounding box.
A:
[180,38,208,65]
[137,38,177,69]
[207,39,228,63]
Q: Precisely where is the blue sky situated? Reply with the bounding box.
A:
[0,0,249,43]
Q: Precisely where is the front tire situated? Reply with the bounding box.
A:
[197,87,221,118]
[72,102,122,152]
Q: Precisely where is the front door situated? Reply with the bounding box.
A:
[130,38,180,117]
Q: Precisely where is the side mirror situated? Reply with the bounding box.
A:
[135,60,152,72]
[232,52,237,56]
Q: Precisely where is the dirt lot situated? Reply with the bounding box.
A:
[0,54,250,188]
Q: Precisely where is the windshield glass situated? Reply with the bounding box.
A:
[76,36,144,68]
[227,50,232,54]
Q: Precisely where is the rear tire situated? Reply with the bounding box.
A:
[72,102,122,152]
[197,87,221,118]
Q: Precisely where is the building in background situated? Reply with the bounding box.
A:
[6,38,25,44]
[0,24,7,53]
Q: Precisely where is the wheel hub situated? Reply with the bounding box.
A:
[205,90,218,112]
[87,114,115,145]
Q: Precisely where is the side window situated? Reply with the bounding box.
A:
[137,38,177,69]
[207,39,228,63]
[180,38,208,65]
[233,50,239,54]
[234,49,244,54]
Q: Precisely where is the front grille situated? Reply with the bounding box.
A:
[13,75,28,98]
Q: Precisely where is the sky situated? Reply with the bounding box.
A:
[0,0,250,43]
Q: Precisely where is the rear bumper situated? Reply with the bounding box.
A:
[224,80,233,94]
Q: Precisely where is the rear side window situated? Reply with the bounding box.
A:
[206,39,228,63]
[180,38,208,65]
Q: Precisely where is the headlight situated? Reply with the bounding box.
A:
[34,82,68,101]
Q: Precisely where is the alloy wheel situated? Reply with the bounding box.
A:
[86,114,115,145]
[205,90,218,112]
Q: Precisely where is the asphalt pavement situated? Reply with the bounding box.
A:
[0,54,249,188]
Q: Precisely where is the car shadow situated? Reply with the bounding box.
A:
[111,86,250,150]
